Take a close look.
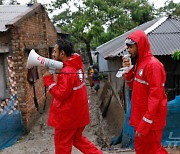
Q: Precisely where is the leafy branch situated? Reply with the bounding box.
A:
[172,50,180,60]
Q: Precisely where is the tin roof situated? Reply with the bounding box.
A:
[97,16,180,58]
[0,4,42,32]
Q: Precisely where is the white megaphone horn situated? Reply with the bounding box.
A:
[27,49,63,71]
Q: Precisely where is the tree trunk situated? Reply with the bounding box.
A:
[85,41,93,65]
[78,35,93,65]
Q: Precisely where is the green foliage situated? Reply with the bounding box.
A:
[156,0,180,16]
[172,51,180,60]
[9,0,18,4]
[50,0,154,46]
[29,0,38,3]
[98,72,108,80]
[1,0,20,5]
[48,0,155,65]
[122,0,154,24]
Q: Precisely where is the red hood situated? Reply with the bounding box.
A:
[127,30,152,60]
[64,53,84,70]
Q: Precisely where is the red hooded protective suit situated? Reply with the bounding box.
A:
[43,53,90,129]
[43,53,102,154]
[124,30,168,154]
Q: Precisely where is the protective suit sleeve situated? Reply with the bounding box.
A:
[43,72,75,101]
[124,69,134,88]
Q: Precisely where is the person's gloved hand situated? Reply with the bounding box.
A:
[116,65,133,78]
[49,68,56,74]
[116,54,133,78]
[43,69,54,77]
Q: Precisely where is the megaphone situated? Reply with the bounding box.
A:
[27,49,63,71]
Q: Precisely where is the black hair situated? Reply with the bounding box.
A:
[56,39,74,57]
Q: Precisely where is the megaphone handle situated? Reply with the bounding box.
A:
[32,82,39,111]
[49,68,56,74]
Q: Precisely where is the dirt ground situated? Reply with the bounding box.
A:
[0,82,133,154]
[0,82,179,154]
[0,84,102,154]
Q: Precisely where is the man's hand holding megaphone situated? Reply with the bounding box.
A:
[27,49,63,75]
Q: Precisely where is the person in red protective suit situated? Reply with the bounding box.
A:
[122,30,168,154]
[43,39,102,154]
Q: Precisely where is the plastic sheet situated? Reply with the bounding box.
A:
[162,95,180,147]
[0,95,24,150]
[121,91,134,149]
[121,93,180,148]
